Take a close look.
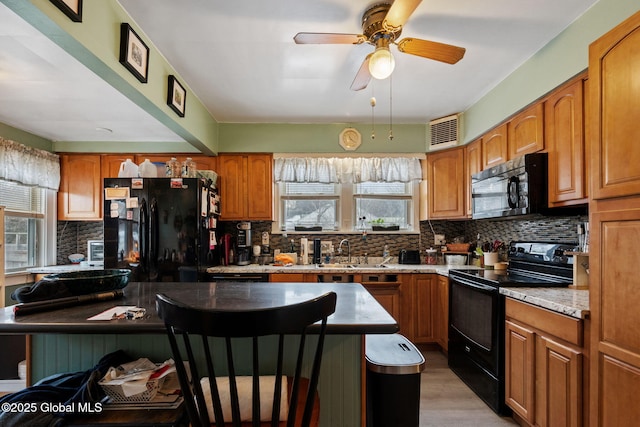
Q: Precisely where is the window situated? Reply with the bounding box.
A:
[1,180,46,272]
[276,181,418,232]
[279,182,339,231]
[354,182,413,229]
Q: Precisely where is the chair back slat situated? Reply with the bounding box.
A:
[156,291,337,427]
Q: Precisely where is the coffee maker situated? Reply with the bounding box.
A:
[236,222,251,265]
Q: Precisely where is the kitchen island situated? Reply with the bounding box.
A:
[0,281,397,427]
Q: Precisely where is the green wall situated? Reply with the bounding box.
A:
[0,122,52,151]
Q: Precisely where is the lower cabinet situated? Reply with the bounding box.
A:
[412,275,435,343]
[505,298,586,427]
[434,275,449,352]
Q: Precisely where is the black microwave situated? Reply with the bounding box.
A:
[471,152,547,219]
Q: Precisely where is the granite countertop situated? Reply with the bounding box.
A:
[206,263,473,276]
[27,264,104,274]
[500,287,590,319]
[0,281,398,335]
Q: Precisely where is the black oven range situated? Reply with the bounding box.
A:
[447,241,576,415]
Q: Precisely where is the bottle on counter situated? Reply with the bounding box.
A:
[382,244,389,258]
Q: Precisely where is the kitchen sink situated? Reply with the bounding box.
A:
[346,264,388,269]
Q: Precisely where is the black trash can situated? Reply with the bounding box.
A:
[365,333,426,427]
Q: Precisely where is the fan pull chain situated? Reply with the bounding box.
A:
[388,74,394,141]
[370,94,376,140]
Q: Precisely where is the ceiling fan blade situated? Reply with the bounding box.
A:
[383,0,423,32]
[294,32,366,45]
[396,38,466,64]
[350,54,372,91]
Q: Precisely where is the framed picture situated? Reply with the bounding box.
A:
[49,0,82,22]
[119,23,149,83]
[167,75,187,117]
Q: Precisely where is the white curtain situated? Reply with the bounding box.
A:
[274,157,421,183]
[0,137,60,190]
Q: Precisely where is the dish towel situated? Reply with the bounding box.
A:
[200,375,289,422]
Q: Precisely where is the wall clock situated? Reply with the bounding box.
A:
[339,128,362,151]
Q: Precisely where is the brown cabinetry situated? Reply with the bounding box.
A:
[505,298,585,427]
[412,274,436,343]
[426,147,466,219]
[482,123,508,169]
[507,103,545,159]
[434,275,449,352]
[218,154,272,220]
[545,76,588,206]
[361,274,404,332]
[58,154,102,220]
[589,11,640,426]
[465,139,482,217]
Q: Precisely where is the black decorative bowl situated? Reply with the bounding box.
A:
[12,269,132,303]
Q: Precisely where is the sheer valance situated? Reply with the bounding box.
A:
[274,157,421,183]
[0,138,60,190]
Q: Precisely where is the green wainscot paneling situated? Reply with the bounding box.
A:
[31,334,362,426]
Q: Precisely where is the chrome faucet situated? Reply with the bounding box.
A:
[338,239,351,264]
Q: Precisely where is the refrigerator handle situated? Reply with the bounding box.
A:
[150,198,159,272]
[139,198,148,273]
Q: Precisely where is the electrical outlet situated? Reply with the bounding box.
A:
[434,234,445,245]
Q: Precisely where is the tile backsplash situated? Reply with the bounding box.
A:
[56,213,588,265]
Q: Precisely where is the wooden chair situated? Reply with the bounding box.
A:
[156,291,337,427]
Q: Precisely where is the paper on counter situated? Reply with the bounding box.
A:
[87,306,139,321]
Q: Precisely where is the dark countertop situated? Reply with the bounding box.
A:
[0,281,399,335]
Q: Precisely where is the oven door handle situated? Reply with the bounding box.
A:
[451,277,497,293]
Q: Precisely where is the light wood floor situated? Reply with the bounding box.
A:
[419,350,518,426]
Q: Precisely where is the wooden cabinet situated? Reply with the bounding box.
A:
[426,147,466,219]
[507,103,545,159]
[545,75,588,207]
[218,154,272,220]
[101,154,134,178]
[465,138,482,217]
[270,273,309,282]
[361,275,403,332]
[505,298,585,427]
[434,275,449,352]
[412,274,436,343]
[589,11,640,426]
[482,123,508,169]
[58,154,102,220]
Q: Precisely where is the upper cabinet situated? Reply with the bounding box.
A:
[58,154,102,220]
[507,103,544,159]
[482,123,508,169]
[465,139,482,217]
[426,147,466,219]
[590,15,640,200]
[217,153,272,220]
[545,75,588,206]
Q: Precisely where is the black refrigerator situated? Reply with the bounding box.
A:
[103,178,220,282]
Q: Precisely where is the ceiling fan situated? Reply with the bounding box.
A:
[293,0,466,91]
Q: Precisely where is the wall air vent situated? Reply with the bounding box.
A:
[429,113,461,151]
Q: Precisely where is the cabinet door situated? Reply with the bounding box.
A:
[465,139,482,217]
[413,275,435,343]
[505,320,535,424]
[270,273,306,282]
[508,103,545,159]
[482,123,508,169]
[434,275,449,351]
[246,154,272,220]
[102,155,134,179]
[590,11,640,200]
[58,154,102,220]
[546,78,587,206]
[427,147,465,219]
[535,336,583,427]
[218,155,246,219]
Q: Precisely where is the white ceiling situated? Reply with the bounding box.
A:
[0,0,598,145]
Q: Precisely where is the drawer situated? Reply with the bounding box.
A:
[506,298,583,346]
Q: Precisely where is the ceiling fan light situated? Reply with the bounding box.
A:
[368,47,395,80]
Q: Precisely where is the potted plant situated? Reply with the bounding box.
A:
[369,218,400,231]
